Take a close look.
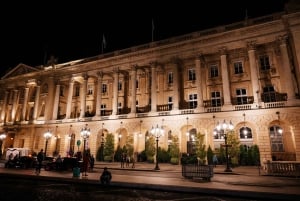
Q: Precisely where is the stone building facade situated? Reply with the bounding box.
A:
[0,6,300,163]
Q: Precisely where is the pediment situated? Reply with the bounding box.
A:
[1,63,40,79]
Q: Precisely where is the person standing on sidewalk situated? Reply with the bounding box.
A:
[36,149,44,175]
[82,152,90,176]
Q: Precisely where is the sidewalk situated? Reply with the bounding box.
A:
[1,161,300,200]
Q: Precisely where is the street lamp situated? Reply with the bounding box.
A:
[44,129,52,157]
[215,119,234,172]
[118,121,123,143]
[80,124,91,155]
[101,122,105,161]
[150,123,164,170]
[0,133,7,159]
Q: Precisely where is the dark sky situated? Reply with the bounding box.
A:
[0,0,287,76]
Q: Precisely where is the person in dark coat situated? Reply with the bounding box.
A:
[100,167,112,184]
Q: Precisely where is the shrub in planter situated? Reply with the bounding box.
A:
[104,155,112,162]
[170,157,179,165]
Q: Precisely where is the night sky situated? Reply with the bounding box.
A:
[0,0,287,77]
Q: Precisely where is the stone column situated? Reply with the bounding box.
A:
[278,35,296,100]
[21,88,29,121]
[247,41,260,104]
[33,85,40,120]
[52,82,60,120]
[80,74,87,118]
[112,68,119,115]
[195,56,204,110]
[1,91,8,122]
[150,62,157,112]
[11,89,19,121]
[65,78,74,119]
[172,60,179,110]
[130,65,137,114]
[220,48,231,105]
[95,72,103,116]
[45,77,55,120]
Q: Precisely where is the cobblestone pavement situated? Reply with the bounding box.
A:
[0,161,300,201]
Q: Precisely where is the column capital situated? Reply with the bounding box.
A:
[149,61,158,67]
[97,71,103,78]
[247,40,257,51]
[131,64,138,71]
[218,46,227,55]
[277,34,288,45]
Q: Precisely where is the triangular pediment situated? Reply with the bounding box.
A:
[1,63,40,79]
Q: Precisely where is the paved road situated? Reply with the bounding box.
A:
[1,162,300,201]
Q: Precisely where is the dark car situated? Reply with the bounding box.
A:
[44,157,82,171]
[5,156,36,169]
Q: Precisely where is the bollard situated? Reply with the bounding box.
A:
[73,167,80,178]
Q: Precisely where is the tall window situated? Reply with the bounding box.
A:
[188,69,196,81]
[262,85,276,102]
[100,104,106,116]
[75,86,80,97]
[136,79,139,89]
[189,94,197,109]
[210,65,219,78]
[59,86,64,96]
[239,127,252,139]
[259,55,271,71]
[269,125,284,152]
[168,72,173,84]
[118,81,122,91]
[234,61,244,74]
[102,84,107,93]
[118,102,122,114]
[87,84,93,95]
[236,88,247,105]
[211,91,221,107]
[168,96,173,110]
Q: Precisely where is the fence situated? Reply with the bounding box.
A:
[182,164,214,181]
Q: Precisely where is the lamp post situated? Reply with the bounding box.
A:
[101,122,104,161]
[150,124,164,170]
[44,129,52,157]
[0,133,7,159]
[80,124,91,155]
[215,120,234,172]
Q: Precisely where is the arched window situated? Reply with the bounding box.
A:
[269,125,284,152]
[239,127,252,139]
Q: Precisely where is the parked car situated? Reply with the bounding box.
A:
[5,156,36,169]
[44,157,82,171]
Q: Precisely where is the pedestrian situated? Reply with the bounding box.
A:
[131,155,135,168]
[126,154,130,167]
[120,153,125,168]
[55,154,63,170]
[82,152,90,176]
[36,149,44,175]
[90,154,95,172]
[213,154,218,167]
[100,167,112,184]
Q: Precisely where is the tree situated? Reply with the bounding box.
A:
[145,136,155,162]
[195,132,207,165]
[125,134,134,158]
[227,130,240,167]
[169,135,180,164]
[103,133,114,162]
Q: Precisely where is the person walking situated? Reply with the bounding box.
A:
[36,149,44,175]
[213,154,218,167]
[90,154,95,172]
[82,152,90,176]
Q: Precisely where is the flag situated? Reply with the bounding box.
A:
[102,34,106,53]
[152,18,155,42]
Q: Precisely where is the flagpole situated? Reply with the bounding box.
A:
[152,19,154,42]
